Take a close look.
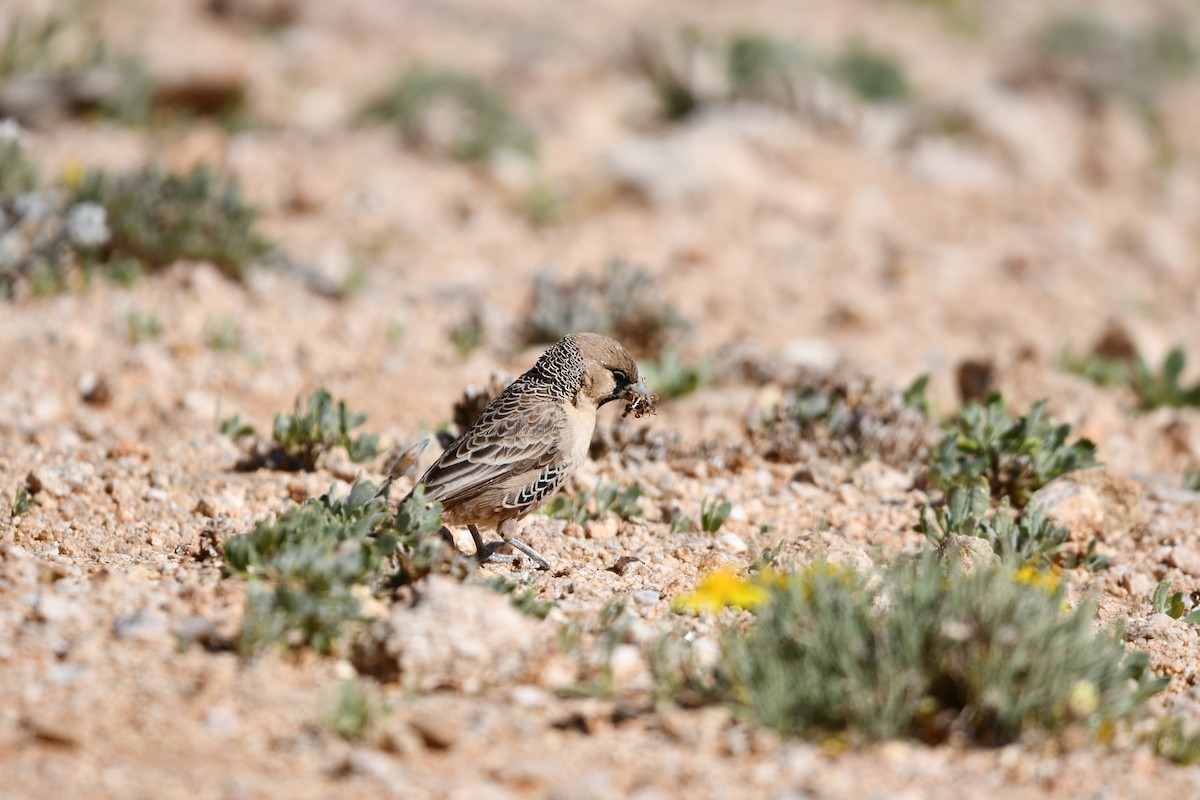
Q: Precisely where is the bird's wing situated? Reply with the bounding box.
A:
[418,396,569,511]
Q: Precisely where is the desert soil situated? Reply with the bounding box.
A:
[4,0,1200,798]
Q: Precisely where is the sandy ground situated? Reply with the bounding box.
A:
[4,0,1200,797]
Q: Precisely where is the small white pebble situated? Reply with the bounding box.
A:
[717,532,748,554]
[633,589,660,606]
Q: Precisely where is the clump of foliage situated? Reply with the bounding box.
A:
[543,480,642,525]
[522,259,686,357]
[642,346,711,400]
[1022,13,1196,108]
[10,485,35,518]
[224,480,453,655]
[72,164,269,280]
[631,28,912,124]
[1129,348,1200,410]
[125,310,163,343]
[363,66,536,162]
[1,138,269,298]
[215,405,256,442]
[271,388,381,471]
[556,597,638,699]
[916,478,1068,567]
[929,394,1097,506]
[0,137,39,194]
[830,41,912,104]
[326,681,386,741]
[449,309,484,358]
[662,558,1166,744]
[700,496,733,534]
[726,33,815,106]
[1,134,105,296]
[901,373,931,414]
[1153,718,1200,765]
[204,316,243,352]
[0,9,106,81]
[753,372,938,468]
[483,576,555,619]
[1185,466,1200,492]
[1060,348,1132,389]
[1,8,246,127]
[1014,12,1197,163]
[1151,580,1200,623]
[629,27,707,122]
[1065,346,1200,410]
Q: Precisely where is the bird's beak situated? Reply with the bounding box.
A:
[626,377,652,399]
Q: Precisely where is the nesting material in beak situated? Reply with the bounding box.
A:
[622,378,658,418]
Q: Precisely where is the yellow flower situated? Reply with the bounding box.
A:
[63,159,85,190]
[1068,680,1099,718]
[673,569,770,615]
[1014,564,1061,594]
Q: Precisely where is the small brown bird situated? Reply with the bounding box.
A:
[412,332,654,570]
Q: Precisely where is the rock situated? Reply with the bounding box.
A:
[206,0,300,27]
[936,535,999,574]
[0,70,122,127]
[536,653,578,691]
[373,715,425,757]
[78,372,112,405]
[21,710,82,748]
[113,608,170,641]
[1167,546,1200,578]
[600,110,776,209]
[851,461,913,497]
[176,615,221,649]
[961,89,1079,182]
[956,358,995,404]
[351,576,541,692]
[203,703,241,738]
[585,517,619,540]
[1124,614,1193,649]
[907,138,1007,194]
[1030,468,1146,542]
[632,589,661,606]
[408,706,463,750]
[1121,571,1157,599]
[609,644,649,692]
[346,749,409,797]
[606,556,642,576]
[602,137,706,207]
[780,339,838,373]
[34,591,78,624]
[26,463,95,498]
[509,685,552,708]
[549,769,616,800]
[716,532,748,554]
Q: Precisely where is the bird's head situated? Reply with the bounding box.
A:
[570,332,654,411]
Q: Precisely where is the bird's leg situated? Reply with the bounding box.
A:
[507,539,551,571]
[468,523,517,565]
[498,518,551,571]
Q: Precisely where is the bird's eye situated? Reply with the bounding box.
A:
[612,370,627,384]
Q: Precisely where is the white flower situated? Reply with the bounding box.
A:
[66,202,110,248]
[13,192,52,223]
[0,118,22,144]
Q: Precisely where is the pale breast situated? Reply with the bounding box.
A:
[561,400,596,469]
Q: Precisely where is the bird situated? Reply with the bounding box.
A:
[409,332,654,570]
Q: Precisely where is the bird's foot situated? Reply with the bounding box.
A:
[476,540,551,571]
[476,541,519,565]
[468,524,550,570]
[507,538,551,571]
